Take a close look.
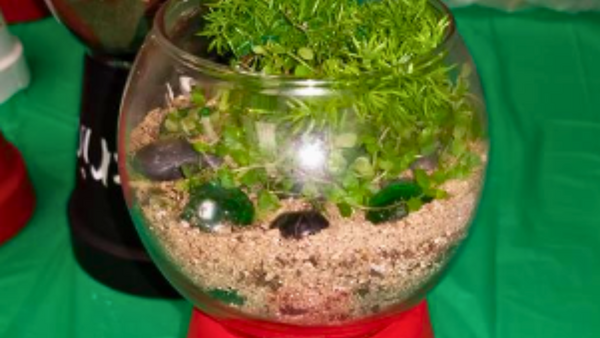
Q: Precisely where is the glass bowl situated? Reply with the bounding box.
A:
[119,0,488,333]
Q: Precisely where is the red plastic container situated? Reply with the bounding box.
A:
[0,133,35,245]
[0,0,49,24]
[188,302,434,338]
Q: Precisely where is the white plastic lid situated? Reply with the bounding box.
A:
[0,12,30,104]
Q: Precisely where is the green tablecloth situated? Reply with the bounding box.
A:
[1,6,599,338]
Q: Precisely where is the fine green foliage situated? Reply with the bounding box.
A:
[161,0,484,220]
[200,0,448,77]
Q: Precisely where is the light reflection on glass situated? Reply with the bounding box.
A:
[197,199,217,221]
[296,140,327,171]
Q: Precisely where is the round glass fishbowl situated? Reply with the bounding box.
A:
[119,0,488,335]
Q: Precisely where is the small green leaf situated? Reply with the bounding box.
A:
[414,169,431,190]
[252,45,266,55]
[344,190,365,206]
[229,149,250,166]
[294,65,312,77]
[180,164,197,179]
[328,151,348,174]
[406,197,423,212]
[270,43,286,54]
[337,202,353,218]
[261,64,273,74]
[163,119,179,133]
[191,91,206,107]
[181,115,198,134]
[334,133,357,148]
[435,188,449,199]
[236,40,252,56]
[260,35,279,44]
[431,170,447,185]
[217,169,236,188]
[218,90,230,111]
[379,160,394,171]
[239,170,259,187]
[199,107,212,117]
[257,190,281,217]
[365,142,379,154]
[298,47,314,60]
[352,157,375,178]
[451,139,467,156]
[342,174,360,189]
[301,183,320,198]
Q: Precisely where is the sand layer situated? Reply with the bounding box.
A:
[136,170,482,325]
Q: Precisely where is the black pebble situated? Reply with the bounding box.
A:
[133,139,200,181]
[271,211,329,239]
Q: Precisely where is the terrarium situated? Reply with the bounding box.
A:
[118,0,488,336]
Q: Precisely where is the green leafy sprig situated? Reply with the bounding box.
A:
[200,0,448,77]
[161,0,484,220]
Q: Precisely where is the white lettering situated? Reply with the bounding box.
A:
[77,124,122,187]
[83,127,91,163]
[90,138,111,187]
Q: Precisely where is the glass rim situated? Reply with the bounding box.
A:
[152,0,458,87]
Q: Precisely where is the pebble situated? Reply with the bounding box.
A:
[366,180,423,224]
[410,153,438,173]
[181,183,254,232]
[271,211,329,240]
[133,138,199,181]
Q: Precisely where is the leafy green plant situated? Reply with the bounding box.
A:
[162,0,483,221]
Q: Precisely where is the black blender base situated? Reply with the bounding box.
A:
[69,201,180,298]
[67,54,179,298]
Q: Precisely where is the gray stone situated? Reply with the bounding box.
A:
[133,139,200,181]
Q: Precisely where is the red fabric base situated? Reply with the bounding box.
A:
[188,302,434,338]
[0,0,49,23]
[0,135,35,245]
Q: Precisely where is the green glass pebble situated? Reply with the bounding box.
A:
[207,288,246,306]
[366,180,423,224]
[181,183,254,231]
[199,107,212,117]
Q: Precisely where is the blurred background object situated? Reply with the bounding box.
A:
[0,10,30,104]
[45,0,163,61]
[42,0,178,298]
[443,0,600,12]
[0,131,35,246]
[0,0,48,23]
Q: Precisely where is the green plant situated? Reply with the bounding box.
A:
[162,0,483,221]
